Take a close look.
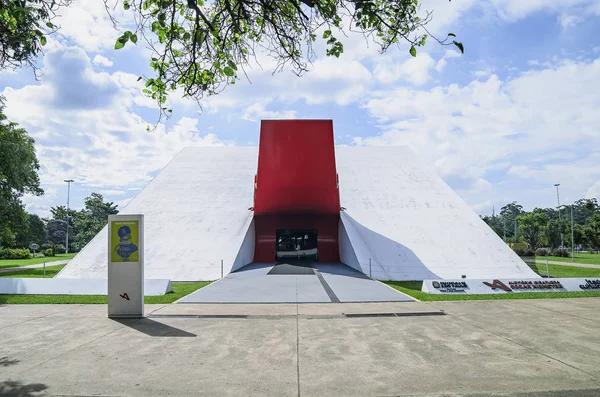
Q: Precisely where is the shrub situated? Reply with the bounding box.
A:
[535,248,551,257]
[523,248,535,257]
[43,248,54,257]
[33,253,45,258]
[0,248,33,260]
[53,244,66,254]
[514,248,526,256]
[552,248,569,257]
[41,243,53,251]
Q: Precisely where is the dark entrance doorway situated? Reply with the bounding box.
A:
[276,229,318,261]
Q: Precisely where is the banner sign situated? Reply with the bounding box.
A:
[422,278,600,294]
[108,214,144,318]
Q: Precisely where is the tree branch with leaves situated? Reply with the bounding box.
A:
[111,0,463,123]
[0,0,72,74]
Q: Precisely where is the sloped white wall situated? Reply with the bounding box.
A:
[58,147,257,281]
[59,145,537,282]
[335,146,538,280]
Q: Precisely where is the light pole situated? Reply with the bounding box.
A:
[513,208,517,246]
[554,183,563,248]
[571,204,575,262]
[64,179,74,254]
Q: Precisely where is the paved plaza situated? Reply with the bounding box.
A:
[1,299,600,396]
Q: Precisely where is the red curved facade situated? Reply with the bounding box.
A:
[253,120,341,262]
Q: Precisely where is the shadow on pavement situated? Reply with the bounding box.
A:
[112,318,196,337]
[0,381,47,397]
[0,357,19,367]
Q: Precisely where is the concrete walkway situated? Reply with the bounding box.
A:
[523,258,600,269]
[178,262,413,303]
[1,299,600,396]
[0,260,70,274]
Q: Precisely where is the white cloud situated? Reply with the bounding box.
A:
[435,58,447,72]
[474,69,493,77]
[585,181,600,200]
[202,55,373,113]
[54,0,128,52]
[2,43,225,190]
[99,189,125,196]
[444,50,462,59]
[488,0,600,21]
[358,58,600,210]
[241,103,297,122]
[92,54,114,67]
[373,53,435,86]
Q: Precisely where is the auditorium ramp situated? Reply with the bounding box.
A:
[177,262,414,303]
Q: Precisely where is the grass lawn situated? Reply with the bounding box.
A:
[523,252,600,265]
[386,281,600,301]
[0,253,76,269]
[0,282,211,304]
[0,264,66,278]
[527,262,600,278]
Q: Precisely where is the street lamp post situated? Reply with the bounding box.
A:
[554,183,563,248]
[64,179,74,254]
[571,204,575,262]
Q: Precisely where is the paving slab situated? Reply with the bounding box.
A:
[315,263,414,302]
[297,301,435,316]
[0,304,84,317]
[454,308,600,377]
[153,303,298,316]
[2,299,600,396]
[297,315,599,396]
[520,297,600,312]
[3,317,298,397]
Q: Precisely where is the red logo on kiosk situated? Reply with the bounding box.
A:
[120,293,130,300]
[483,280,512,292]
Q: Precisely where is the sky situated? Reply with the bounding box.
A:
[1,0,600,218]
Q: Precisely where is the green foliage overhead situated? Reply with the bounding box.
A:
[115,0,464,118]
[0,0,71,71]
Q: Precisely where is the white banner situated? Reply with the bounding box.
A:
[422,278,600,294]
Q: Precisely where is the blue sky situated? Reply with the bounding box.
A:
[1,0,600,217]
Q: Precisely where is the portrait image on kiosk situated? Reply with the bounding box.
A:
[111,220,140,263]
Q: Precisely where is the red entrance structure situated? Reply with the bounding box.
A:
[252,120,341,262]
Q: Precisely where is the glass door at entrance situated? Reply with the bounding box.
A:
[276,229,318,261]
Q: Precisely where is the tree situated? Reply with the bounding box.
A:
[0,0,71,72]
[518,211,548,251]
[113,0,463,119]
[0,97,43,247]
[15,213,46,248]
[481,215,503,239]
[545,219,561,250]
[499,202,524,242]
[74,193,118,249]
[583,213,600,252]
[572,198,599,225]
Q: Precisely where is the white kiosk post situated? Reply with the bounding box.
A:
[108,214,144,318]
